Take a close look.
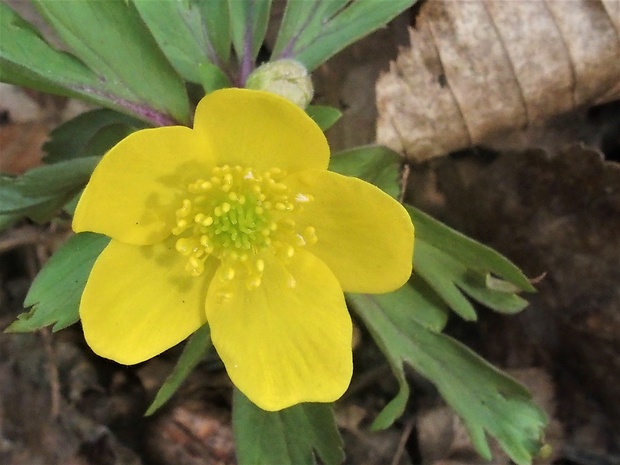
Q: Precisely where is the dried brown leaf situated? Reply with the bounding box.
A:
[377,0,620,162]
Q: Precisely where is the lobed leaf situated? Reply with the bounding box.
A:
[0,109,140,228]
[329,145,530,318]
[200,0,233,66]
[360,275,449,334]
[32,0,189,122]
[306,105,342,132]
[6,232,109,333]
[35,0,188,124]
[457,270,529,314]
[408,205,535,292]
[198,62,233,94]
[1,2,187,125]
[329,145,402,199]
[233,390,344,465]
[43,109,145,163]
[272,1,348,63]
[406,204,534,321]
[272,0,417,71]
[0,3,104,103]
[413,239,478,321]
[351,294,547,465]
[133,0,232,84]
[0,157,100,223]
[228,0,272,83]
[146,324,212,416]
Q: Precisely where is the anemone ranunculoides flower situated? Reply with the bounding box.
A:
[73,88,414,411]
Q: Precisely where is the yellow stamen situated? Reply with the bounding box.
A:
[171,165,318,286]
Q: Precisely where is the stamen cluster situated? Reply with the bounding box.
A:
[172,165,317,289]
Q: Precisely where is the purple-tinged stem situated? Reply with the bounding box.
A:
[118,99,179,127]
[73,85,181,127]
[238,40,254,86]
[276,2,321,61]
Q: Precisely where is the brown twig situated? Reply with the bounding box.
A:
[39,328,61,420]
[0,225,44,254]
[399,162,411,204]
[3,224,66,420]
[390,415,415,465]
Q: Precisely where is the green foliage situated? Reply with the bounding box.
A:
[409,205,533,320]
[306,105,342,131]
[0,1,188,125]
[271,0,417,71]
[330,145,533,319]
[329,145,402,199]
[335,145,544,461]
[1,3,548,463]
[228,0,272,80]
[0,110,141,230]
[0,3,106,105]
[0,213,20,232]
[33,0,189,123]
[369,275,449,333]
[351,294,547,465]
[233,390,343,465]
[0,157,100,225]
[1,0,416,120]
[146,324,212,416]
[198,62,233,94]
[133,0,231,85]
[43,109,145,163]
[410,206,535,292]
[6,232,109,333]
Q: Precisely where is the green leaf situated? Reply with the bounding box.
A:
[0,3,105,102]
[198,62,232,94]
[329,145,402,198]
[344,277,449,427]
[351,295,547,465]
[0,2,187,125]
[200,0,233,66]
[133,0,231,84]
[408,206,535,292]
[228,0,271,81]
[146,324,212,416]
[356,276,449,333]
[33,0,190,124]
[413,239,478,321]
[407,205,534,320]
[0,212,20,233]
[43,109,144,163]
[233,390,344,465]
[457,270,529,314]
[272,0,416,71]
[306,105,342,131]
[271,1,347,63]
[0,157,100,222]
[6,232,109,333]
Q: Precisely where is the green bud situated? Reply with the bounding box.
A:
[246,60,314,108]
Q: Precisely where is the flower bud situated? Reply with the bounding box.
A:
[246,60,314,108]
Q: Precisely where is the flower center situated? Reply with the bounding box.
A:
[172,165,317,289]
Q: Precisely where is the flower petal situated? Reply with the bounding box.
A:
[206,249,352,411]
[286,170,414,293]
[73,126,214,245]
[193,88,329,173]
[80,239,214,365]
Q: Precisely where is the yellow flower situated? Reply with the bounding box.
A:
[73,88,414,411]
